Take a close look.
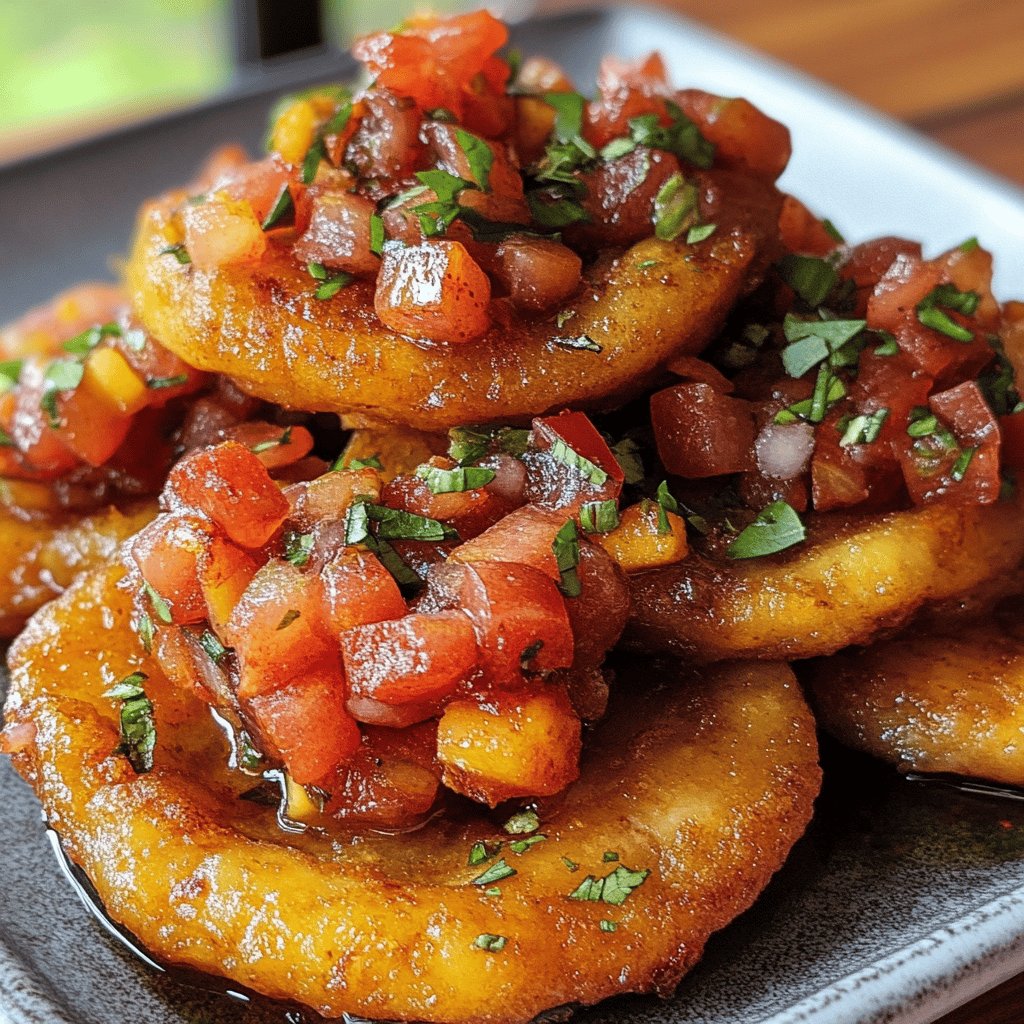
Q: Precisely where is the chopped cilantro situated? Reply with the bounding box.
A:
[552,519,582,598]
[261,185,294,230]
[369,213,385,256]
[504,809,540,835]
[474,933,507,952]
[283,530,314,567]
[471,858,517,886]
[839,408,889,447]
[777,254,839,307]
[509,835,548,855]
[628,100,714,168]
[552,334,602,353]
[822,218,845,243]
[562,856,579,872]
[527,191,589,228]
[655,480,679,535]
[250,426,293,454]
[198,629,229,664]
[159,243,191,265]
[916,284,979,343]
[136,611,154,654]
[144,581,173,624]
[416,464,496,494]
[686,222,716,244]
[652,173,698,242]
[726,500,806,559]
[63,322,120,356]
[568,865,651,906]
[146,374,189,390]
[600,919,619,933]
[580,499,620,534]
[104,672,156,774]
[454,127,494,190]
[610,437,645,485]
[951,445,977,482]
[550,438,609,486]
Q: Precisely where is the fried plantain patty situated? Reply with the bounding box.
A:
[0,501,155,636]
[626,494,1024,662]
[4,560,819,1024]
[127,194,762,432]
[806,615,1024,786]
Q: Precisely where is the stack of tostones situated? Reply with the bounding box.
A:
[2,10,1022,1022]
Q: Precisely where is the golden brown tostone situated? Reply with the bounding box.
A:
[4,560,819,1024]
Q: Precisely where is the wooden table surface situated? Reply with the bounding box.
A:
[0,1,1020,1020]
[653,4,1022,1020]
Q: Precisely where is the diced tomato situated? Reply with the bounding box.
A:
[559,542,628,672]
[493,236,582,312]
[429,560,574,687]
[320,547,407,633]
[206,155,294,224]
[515,56,574,94]
[423,121,528,223]
[8,359,79,476]
[326,721,441,827]
[1003,300,1024,394]
[284,467,382,529]
[739,467,810,513]
[460,57,516,138]
[181,197,267,270]
[665,354,734,392]
[293,192,380,275]
[352,11,509,118]
[999,410,1024,470]
[584,53,668,148]
[344,694,440,729]
[340,610,479,705]
[942,242,1000,328]
[810,443,870,512]
[527,411,624,510]
[674,90,791,180]
[651,382,756,477]
[200,533,260,635]
[130,512,212,624]
[219,422,314,470]
[575,148,681,246]
[843,237,921,289]
[381,459,506,539]
[167,441,289,549]
[777,195,838,257]
[245,669,361,785]
[374,240,491,344]
[451,504,572,580]
[849,350,934,452]
[345,90,425,182]
[893,382,1001,506]
[223,558,336,697]
[56,382,134,467]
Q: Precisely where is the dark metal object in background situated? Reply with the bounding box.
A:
[233,0,326,67]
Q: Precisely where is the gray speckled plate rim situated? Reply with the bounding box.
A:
[763,890,1024,1024]
[3,4,1024,1022]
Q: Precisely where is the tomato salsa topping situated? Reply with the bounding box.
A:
[156,9,792,345]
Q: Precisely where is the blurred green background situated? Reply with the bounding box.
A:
[0,0,441,145]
